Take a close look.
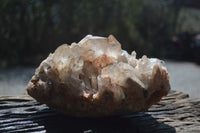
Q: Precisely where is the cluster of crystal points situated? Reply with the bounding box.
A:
[26,35,170,117]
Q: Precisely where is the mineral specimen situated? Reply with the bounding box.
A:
[26,35,170,117]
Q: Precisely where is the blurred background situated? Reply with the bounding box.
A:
[0,0,200,97]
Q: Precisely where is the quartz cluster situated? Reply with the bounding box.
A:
[26,35,170,117]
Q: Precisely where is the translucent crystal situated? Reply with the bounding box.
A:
[26,35,170,117]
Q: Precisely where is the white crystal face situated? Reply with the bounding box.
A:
[36,35,168,98]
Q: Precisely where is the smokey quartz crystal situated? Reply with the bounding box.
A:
[26,35,170,117]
